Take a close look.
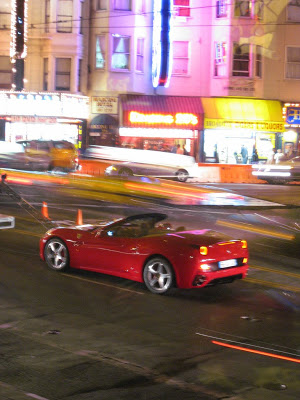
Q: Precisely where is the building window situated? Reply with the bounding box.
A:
[136,0,146,14]
[255,45,262,78]
[55,58,71,91]
[174,0,190,17]
[45,0,50,32]
[234,0,263,19]
[232,43,250,77]
[78,59,82,92]
[43,58,48,91]
[111,35,130,70]
[95,0,106,10]
[287,0,300,22]
[172,41,189,75]
[114,0,131,11]
[57,0,73,33]
[79,1,84,34]
[234,0,251,17]
[216,0,227,18]
[0,1,11,29]
[0,56,12,89]
[96,35,106,69]
[136,38,144,72]
[286,47,300,79]
[214,42,227,77]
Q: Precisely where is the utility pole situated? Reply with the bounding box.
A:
[10,0,28,91]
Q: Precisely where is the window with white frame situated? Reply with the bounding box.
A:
[45,0,50,32]
[232,43,250,77]
[136,0,146,14]
[214,42,227,77]
[287,0,300,22]
[286,46,300,79]
[96,35,106,69]
[0,56,12,89]
[55,58,71,91]
[174,0,190,17]
[114,0,131,10]
[216,0,227,18]
[234,0,251,17]
[234,0,263,19]
[95,0,106,10]
[111,35,130,70]
[79,1,84,34]
[57,0,73,33]
[43,58,48,91]
[136,38,144,72]
[255,45,262,77]
[172,41,189,75]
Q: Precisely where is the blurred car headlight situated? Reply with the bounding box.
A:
[105,166,117,173]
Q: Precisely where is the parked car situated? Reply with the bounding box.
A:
[18,140,80,172]
[0,141,51,171]
[40,213,249,295]
[252,156,300,184]
[83,146,199,182]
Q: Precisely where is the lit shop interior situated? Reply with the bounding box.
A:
[0,92,89,149]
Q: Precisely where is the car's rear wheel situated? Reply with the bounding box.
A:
[44,238,69,271]
[118,168,133,177]
[143,257,174,294]
[176,169,189,182]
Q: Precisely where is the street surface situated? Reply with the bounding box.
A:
[0,177,299,400]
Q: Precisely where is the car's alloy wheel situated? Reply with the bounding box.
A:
[44,238,69,271]
[143,257,174,294]
[118,168,133,177]
[176,169,188,182]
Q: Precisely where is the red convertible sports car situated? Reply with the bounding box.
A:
[40,213,249,295]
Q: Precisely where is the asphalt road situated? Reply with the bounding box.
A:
[0,179,299,400]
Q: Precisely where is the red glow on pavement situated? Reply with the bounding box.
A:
[212,340,300,364]
[6,177,33,185]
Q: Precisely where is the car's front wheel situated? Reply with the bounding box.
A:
[44,238,69,271]
[118,168,133,177]
[143,257,174,294]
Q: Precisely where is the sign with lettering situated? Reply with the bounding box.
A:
[126,111,200,129]
[204,119,285,132]
[92,97,118,114]
[285,106,300,125]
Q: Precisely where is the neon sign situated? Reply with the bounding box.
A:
[129,111,198,126]
[152,0,173,88]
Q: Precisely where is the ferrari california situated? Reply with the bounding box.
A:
[40,213,249,294]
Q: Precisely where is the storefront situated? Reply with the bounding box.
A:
[119,94,203,160]
[201,97,285,164]
[0,92,89,150]
[282,103,300,157]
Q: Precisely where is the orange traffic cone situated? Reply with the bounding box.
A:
[41,201,50,220]
[76,209,83,225]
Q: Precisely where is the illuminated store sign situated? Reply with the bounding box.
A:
[0,92,89,119]
[283,105,300,125]
[152,0,173,88]
[129,111,198,127]
[204,119,285,132]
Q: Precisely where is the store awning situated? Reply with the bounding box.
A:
[120,94,203,129]
[201,97,285,132]
[90,114,118,126]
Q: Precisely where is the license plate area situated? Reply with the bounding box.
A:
[219,259,237,269]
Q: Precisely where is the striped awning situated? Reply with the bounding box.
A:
[119,94,203,129]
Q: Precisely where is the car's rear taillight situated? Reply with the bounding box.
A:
[241,240,247,249]
[200,246,208,255]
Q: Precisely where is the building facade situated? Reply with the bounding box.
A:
[1,1,300,161]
